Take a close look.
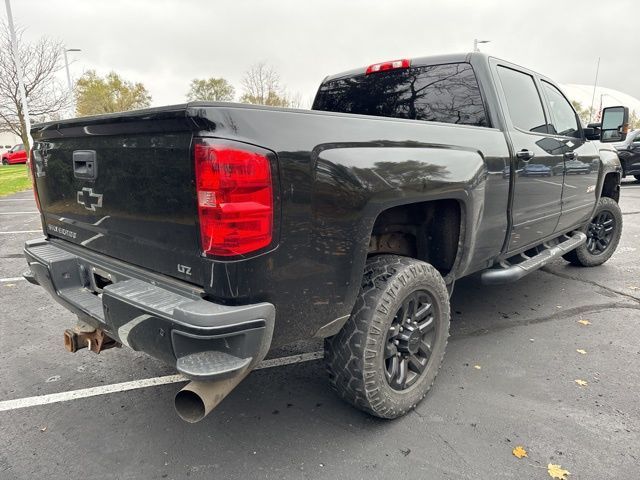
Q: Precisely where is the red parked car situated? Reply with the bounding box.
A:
[1,144,28,165]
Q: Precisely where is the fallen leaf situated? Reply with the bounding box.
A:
[40,426,47,432]
[577,319,591,326]
[512,446,527,458]
[473,365,482,370]
[556,305,562,309]
[576,349,587,355]
[547,463,570,479]
[575,379,588,387]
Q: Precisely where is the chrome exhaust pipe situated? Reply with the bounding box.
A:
[174,371,249,423]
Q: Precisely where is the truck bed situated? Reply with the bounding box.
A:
[31,102,510,346]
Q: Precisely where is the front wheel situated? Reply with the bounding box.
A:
[324,255,450,419]
[1,159,7,166]
[562,197,622,267]
[634,174,640,182]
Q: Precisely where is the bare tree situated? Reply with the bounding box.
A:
[0,23,69,152]
[240,63,290,107]
[288,92,308,109]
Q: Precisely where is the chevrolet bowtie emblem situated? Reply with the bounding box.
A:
[77,187,103,211]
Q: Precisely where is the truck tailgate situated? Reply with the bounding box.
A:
[31,107,203,285]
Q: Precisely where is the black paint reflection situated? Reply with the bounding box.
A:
[313,63,488,127]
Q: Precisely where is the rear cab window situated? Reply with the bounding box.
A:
[496,66,548,134]
[312,62,489,127]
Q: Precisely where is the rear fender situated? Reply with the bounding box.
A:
[310,142,487,322]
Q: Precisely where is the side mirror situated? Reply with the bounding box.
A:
[600,106,629,143]
[583,127,599,140]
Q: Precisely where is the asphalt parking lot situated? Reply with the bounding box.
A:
[1,181,639,480]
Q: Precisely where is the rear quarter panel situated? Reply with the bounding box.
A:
[190,106,510,346]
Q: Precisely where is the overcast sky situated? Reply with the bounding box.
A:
[7,0,638,108]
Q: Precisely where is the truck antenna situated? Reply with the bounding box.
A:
[588,57,601,124]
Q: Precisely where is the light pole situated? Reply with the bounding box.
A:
[63,48,81,116]
[473,39,490,52]
[595,93,625,122]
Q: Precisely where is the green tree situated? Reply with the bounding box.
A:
[240,63,290,107]
[629,110,640,130]
[75,71,151,116]
[571,100,591,127]
[186,77,235,102]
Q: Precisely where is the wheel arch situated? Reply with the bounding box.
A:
[601,171,621,203]
[366,197,467,284]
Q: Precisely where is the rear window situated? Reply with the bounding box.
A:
[312,62,488,127]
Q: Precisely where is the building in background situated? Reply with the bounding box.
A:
[0,131,21,155]
[563,84,640,125]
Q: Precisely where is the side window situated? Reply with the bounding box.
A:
[17,144,24,152]
[497,66,548,134]
[541,82,580,138]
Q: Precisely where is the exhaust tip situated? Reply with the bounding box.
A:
[174,389,207,423]
[174,372,250,423]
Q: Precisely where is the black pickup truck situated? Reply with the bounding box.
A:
[24,53,629,422]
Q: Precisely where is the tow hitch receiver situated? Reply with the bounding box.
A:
[63,321,119,353]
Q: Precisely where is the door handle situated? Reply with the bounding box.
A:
[516,149,535,161]
[564,151,577,160]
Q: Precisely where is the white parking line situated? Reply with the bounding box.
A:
[0,230,41,234]
[0,351,324,412]
[532,179,563,187]
[0,211,39,215]
[0,199,34,202]
[0,277,26,283]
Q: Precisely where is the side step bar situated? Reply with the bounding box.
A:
[481,231,587,285]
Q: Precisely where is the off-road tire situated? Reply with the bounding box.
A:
[562,197,622,267]
[324,255,450,419]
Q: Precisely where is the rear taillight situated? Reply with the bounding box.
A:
[28,148,41,211]
[365,59,411,75]
[194,142,273,257]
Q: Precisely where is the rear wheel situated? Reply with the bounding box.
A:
[1,159,7,165]
[324,255,450,419]
[562,197,622,267]
[634,174,640,182]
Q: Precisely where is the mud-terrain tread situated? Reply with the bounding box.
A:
[324,255,449,419]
